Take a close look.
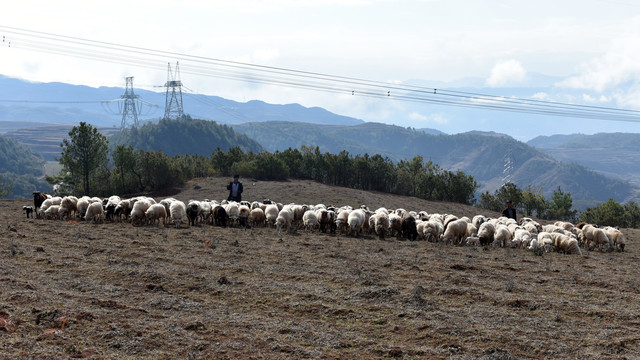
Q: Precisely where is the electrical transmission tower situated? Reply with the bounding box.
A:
[120,76,140,128]
[163,62,184,120]
[502,142,514,185]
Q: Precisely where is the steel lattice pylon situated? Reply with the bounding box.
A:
[163,62,184,120]
[120,76,140,128]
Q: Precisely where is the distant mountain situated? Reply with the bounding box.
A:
[0,75,365,127]
[232,121,639,209]
[528,133,640,187]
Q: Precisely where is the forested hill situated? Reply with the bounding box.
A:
[109,117,265,156]
[0,135,50,198]
[527,133,640,187]
[231,121,639,209]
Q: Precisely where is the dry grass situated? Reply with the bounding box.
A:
[1,176,640,359]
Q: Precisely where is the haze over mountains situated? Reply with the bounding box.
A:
[0,74,638,209]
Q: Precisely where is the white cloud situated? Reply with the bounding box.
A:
[531,92,549,100]
[408,112,448,125]
[486,60,527,87]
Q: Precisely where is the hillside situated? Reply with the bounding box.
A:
[232,121,639,208]
[109,117,264,156]
[528,133,640,186]
[3,124,121,162]
[1,176,639,359]
[0,134,50,198]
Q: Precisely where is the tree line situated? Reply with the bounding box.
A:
[49,122,479,204]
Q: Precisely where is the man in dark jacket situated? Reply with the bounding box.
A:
[502,200,517,221]
[227,174,243,202]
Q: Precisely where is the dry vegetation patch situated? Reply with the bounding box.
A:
[1,177,640,359]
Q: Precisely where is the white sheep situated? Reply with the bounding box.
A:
[60,196,78,219]
[170,200,187,228]
[131,199,153,226]
[551,232,582,255]
[465,236,480,246]
[374,211,390,240]
[85,202,104,223]
[422,220,443,242]
[472,215,487,229]
[603,226,626,252]
[477,222,496,246]
[442,219,468,245]
[582,224,613,252]
[535,232,554,253]
[265,204,279,228]
[76,197,91,220]
[145,204,167,226]
[302,210,319,231]
[44,205,60,220]
[513,228,533,249]
[335,208,352,235]
[275,206,294,233]
[493,224,512,247]
[347,209,366,237]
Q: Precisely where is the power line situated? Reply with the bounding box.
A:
[2,25,640,123]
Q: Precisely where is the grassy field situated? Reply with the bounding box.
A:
[1,176,639,359]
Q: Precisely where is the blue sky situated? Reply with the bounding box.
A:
[2,0,640,140]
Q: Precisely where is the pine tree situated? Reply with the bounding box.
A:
[59,122,109,195]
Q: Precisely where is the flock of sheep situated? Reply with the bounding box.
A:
[28,192,626,255]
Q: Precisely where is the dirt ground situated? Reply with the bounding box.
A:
[1,176,640,359]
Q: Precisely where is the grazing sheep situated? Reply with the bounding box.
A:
[423,220,443,242]
[582,224,613,252]
[317,209,336,233]
[472,215,487,229]
[44,205,61,220]
[494,224,512,247]
[238,205,251,227]
[373,212,390,240]
[389,213,403,238]
[248,208,265,227]
[551,232,582,255]
[603,226,626,252]
[347,209,366,237]
[60,196,78,219]
[302,210,319,231]
[466,223,478,238]
[85,202,104,223]
[442,219,467,245]
[335,208,352,235]
[275,206,294,233]
[187,200,201,226]
[131,199,153,226]
[265,204,279,228]
[291,204,308,226]
[145,204,167,226]
[170,200,187,228]
[513,228,533,249]
[477,222,496,246]
[225,202,240,227]
[213,205,228,227]
[465,236,480,246]
[535,232,554,253]
[104,195,121,221]
[76,197,91,220]
[401,213,418,240]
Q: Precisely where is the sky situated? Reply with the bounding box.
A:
[2,0,640,140]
